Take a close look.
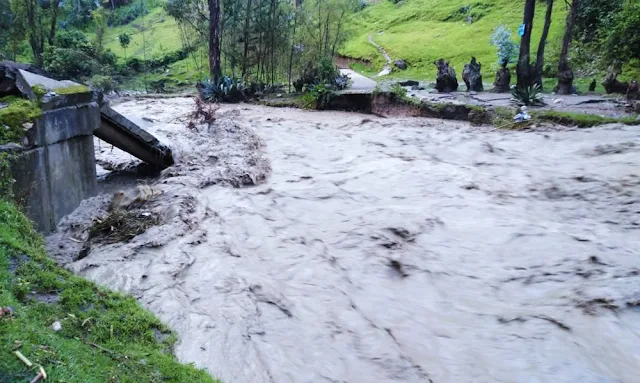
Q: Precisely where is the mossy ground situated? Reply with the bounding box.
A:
[0,199,217,382]
[0,97,42,145]
[53,85,92,95]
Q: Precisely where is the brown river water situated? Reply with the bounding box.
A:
[47,98,640,383]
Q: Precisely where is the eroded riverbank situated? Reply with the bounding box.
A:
[48,98,640,383]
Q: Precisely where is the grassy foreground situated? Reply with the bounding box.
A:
[0,200,216,382]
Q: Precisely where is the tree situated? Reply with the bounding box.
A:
[92,7,108,56]
[516,0,536,89]
[533,0,554,88]
[208,0,222,78]
[119,33,131,59]
[555,0,579,95]
[516,0,554,89]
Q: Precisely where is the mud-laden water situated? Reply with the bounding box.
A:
[48,98,640,383]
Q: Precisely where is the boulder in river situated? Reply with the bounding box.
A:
[399,80,419,87]
[434,59,458,93]
[462,57,483,92]
[602,61,629,94]
[394,60,407,70]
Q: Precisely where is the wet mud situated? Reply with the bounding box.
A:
[48,99,640,383]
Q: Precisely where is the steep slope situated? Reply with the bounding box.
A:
[341,0,567,81]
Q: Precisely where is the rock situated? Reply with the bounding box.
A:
[433,58,458,93]
[553,98,565,104]
[399,80,419,87]
[635,101,640,114]
[276,93,283,98]
[411,85,424,91]
[493,68,511,92]
[51,321,62,332]
[394,60,407,70]
[462,57,483,92]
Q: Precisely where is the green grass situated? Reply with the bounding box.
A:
[104,7,183,61]
[0,199,217,382]
[342,0,568,82]
[533,110,640,127]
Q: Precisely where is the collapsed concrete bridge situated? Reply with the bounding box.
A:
[0,61,174,232]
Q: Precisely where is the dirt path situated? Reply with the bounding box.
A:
[369,33,392,76]
[49,99,640,383]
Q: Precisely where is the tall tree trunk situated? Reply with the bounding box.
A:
[48,0,60,46]
[241,0,253,77]
[208,0,222,79]
[26,0,44,67]
[555,0,579,94]
[533,0,554,88]
[516,0,536,89]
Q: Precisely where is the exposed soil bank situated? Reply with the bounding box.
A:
[48,99,640,383]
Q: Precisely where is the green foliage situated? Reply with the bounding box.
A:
[89,75,119,93]
[53,85,91,94]
[108,0,150,26]
[0,96,42,145]
[197,76,249,103]
[306,83,334,110]
[490,25,519,69]
[390,82,407,98]
[0,153,14,200]
[341,0,567,81]
[0,199,218,382]
[604,0,640,64]
[534,111,640,128]
[118,33,131,49]
[31,85,47,103]
[511,84,543,106]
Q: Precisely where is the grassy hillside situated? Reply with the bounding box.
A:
[0,199,217,382]
[341,0,568,82]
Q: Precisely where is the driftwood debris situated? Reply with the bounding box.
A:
[434,59,458,93]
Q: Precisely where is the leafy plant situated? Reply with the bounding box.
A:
[490,25,519,69]
[90,75,119,93]
[307,83,334,109]
[511,84,544,106]
[197,76,249,103]
[391,82,407,98]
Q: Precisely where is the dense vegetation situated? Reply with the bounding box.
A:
[1,0,636,93]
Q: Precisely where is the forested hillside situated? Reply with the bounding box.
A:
[0,0,638,92]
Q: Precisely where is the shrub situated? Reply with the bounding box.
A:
[391,83,407,98]
[490,25,519,69]
[90,75,119,93]
[511,84,544,106]
[197,76,249,103]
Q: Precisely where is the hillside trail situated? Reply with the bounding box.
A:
[48,98,640,383]
[369,33,393,76]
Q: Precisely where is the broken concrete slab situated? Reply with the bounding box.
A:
[97,105,174,170]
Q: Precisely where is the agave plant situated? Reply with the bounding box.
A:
[511,84,544,106]
[197,76,249,103]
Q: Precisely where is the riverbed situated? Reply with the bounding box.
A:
[48,98,640,383]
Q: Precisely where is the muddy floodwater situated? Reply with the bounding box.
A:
[48,98,640,383]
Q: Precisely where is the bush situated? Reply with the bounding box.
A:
[197,76,249,103]
[391,83,407,98]
[108,1,149,26]
[296,56,351,91]
[90,75,119,93]
[511,84,544,106]
[490,25,519,69]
